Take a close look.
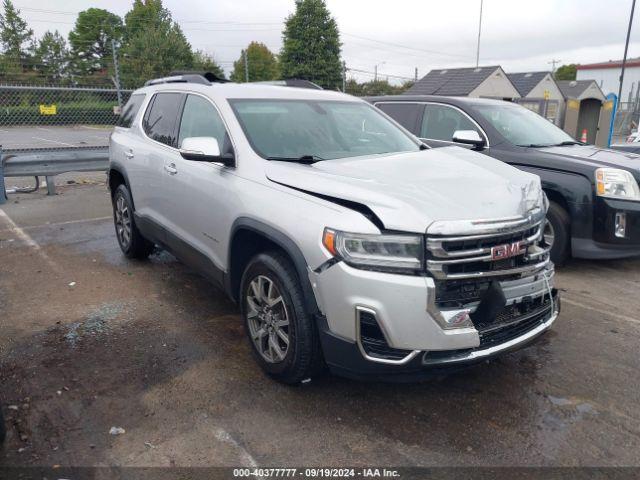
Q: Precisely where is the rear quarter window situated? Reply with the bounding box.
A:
[117,93,145,128]
[142,92,185,147]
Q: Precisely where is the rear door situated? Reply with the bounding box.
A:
[137,91,185,229]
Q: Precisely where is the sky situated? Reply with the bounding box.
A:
[12,0,640,83]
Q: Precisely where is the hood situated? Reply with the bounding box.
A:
[265,147,542,233]
[538,145,640,178]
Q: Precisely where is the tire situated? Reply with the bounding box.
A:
[112,184,154,259]
[544,201,571,266]
[240,251,324,384]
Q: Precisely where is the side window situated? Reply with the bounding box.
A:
[421,104,480,141]
[178,95,228,150]
[117,93,145,128]
[376,103,422,134]
[142,92,184,147]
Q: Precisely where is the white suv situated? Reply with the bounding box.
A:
[108,73,559,383]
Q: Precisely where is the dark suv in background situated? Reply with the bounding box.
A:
[367,95,640,264]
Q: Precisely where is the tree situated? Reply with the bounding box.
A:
[280,0,342,89]
[345,78,414,97]
[68,8,123,78]
[34,30,68,82]
[192,50,225,79]
[555,64,577,81]
[0,0,33,67]
[231,42,278,82]
[120,0,193,87]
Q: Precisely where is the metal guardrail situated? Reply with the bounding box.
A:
[0,146,109,205]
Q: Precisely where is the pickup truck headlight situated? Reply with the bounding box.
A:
[595,168,640,200]
[323,228,423,272]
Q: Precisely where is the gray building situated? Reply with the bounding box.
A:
[508,71,564,126]
[557,80,611,146]
[405,66,520,100]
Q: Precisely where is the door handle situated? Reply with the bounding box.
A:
[125,150,134,159]
[164,163,178,175]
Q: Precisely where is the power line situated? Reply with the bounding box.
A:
[342,33,474,60]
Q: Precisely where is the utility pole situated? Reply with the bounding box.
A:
[342,61,346,92]
[243,49,249,83]
[414,67,418,82]
[374,62,385,82]
[475,0,483,68]
[548,58,561,77]
[618,0,637,107]
[111,39,122,108]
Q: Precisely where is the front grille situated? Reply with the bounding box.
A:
[426,220,548,282]
[358,310,412,361]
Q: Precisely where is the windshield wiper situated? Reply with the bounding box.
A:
[266,155,324,164]
[554,140,582,146]
[517,143,553,148]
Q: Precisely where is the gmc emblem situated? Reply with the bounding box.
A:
[491,241,526,260]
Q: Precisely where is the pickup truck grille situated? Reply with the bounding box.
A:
[426,220,548,282]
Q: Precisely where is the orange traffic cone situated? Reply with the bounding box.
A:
[580,129,588,143]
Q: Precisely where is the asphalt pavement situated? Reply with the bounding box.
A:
[1,125,112,151]
[0,181,639,469]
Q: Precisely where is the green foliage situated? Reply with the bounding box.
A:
[34,31,68,82]
[0,0,33,66]
[120,0,193,87]
[555,64,577,81]
[231,42,278,82]
[280,0,342,90]
[345,78,414,97]
[192,50,225,79]
[68,8,123,78]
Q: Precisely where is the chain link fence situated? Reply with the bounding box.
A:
[0,84,134,151]
[0,85,132,127]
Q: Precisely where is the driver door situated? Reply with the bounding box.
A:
[418,103,485,149]
[161,94,236,282]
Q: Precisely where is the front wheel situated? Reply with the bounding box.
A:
[240,252,324,384]
[544,201,571,266]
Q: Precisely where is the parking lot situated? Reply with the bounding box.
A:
[1,125,112,151]
[1,178,639,468]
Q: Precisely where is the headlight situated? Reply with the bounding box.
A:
[595,168,640,200]
[322,228,423,272]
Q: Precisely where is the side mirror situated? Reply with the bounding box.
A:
[452,130,486,149]
[179,137,235,167]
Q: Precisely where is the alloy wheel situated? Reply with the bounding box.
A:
[246,275,290,364]
[115,195,132,248]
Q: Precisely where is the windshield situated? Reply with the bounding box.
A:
[473,103,576,147]
[229,99,420,161]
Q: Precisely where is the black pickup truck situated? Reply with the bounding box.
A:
[367,95,640,264]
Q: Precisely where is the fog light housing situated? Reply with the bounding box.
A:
[615,212,627,238]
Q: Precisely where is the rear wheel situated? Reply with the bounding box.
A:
[112,184,154,259]
[240,252,324,384]
[545,201,571,266]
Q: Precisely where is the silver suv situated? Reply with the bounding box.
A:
[108,73,559,383]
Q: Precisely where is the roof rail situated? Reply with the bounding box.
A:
[144,71,228,86]
[252,79,323,90]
